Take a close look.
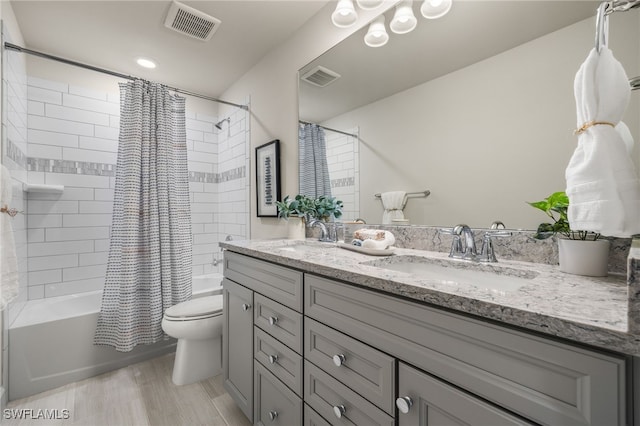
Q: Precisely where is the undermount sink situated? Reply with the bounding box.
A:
[270,240,336,253]
[364,256,538,293]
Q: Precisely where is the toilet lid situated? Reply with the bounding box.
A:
[164,295,223,320]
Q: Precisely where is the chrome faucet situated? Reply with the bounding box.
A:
[440,224,477,260]
[308,219,334,242]
[478,222,512,263]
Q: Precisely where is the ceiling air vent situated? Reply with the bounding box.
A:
[164,1,221,42]
[301,66,341,88]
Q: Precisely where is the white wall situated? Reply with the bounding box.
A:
[220,1,397,238]
[321,13,640,229]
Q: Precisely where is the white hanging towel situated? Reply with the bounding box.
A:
[565,47,640,237]
[1,165,19,310]
[380,191,406,224]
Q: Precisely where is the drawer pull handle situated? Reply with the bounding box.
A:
[396,396,413,414]
[268,410,278,421]
[332,354,346,367]
[241,303,251,311]
[268,316,279,326]
[333,405,346,419]
[268,354,278,364]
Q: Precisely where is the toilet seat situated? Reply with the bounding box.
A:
[164,295,223,321]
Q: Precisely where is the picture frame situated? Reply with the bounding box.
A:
[256,139,281,217]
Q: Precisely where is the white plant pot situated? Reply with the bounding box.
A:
[557,238,610,277]
[287,216,306,240]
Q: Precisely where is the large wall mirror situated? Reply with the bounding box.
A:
[298,1,640,229]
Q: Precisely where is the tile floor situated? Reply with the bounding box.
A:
[3,353,252,426]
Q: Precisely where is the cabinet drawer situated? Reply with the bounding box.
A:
[305,274,626,426]
[305,318,395,415]
[305,361,394,426]
[304,403,331,426]
[255,327,303,397]
[397,362,532,426]
[254,294,303,354]
[254,361,302,426]
[224,251,303,310]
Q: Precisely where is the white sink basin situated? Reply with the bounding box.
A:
[364,256,537,293]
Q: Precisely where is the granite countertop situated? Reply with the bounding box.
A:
[220,238,640,356]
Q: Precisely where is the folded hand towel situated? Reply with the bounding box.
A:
[380,191,406,224]
[353,229,386,241]
[565,47,640,237]
[361,230,396,250]
[1,165,19,310]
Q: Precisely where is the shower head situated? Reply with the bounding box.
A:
[215,117,230,130]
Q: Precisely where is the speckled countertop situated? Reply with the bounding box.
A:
[220,238,640,356]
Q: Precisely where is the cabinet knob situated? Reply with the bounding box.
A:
[332,354,346,367]
[268,410,278,421]
[241,303,251,311]
[333,405,346,419]
[396,396,413,414]
[268,354,278,364]
[268,316,279,326]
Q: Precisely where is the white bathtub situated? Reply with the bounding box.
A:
[8,273,223,401]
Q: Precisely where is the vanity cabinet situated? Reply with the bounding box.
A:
[222,278,253,421]
[223,249,628,426]
[222,251,304,425]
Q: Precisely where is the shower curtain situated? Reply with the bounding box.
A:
[95,80,192,352]
[299,123,332,198]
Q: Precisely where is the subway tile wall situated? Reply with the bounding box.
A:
[326,128,359,221]
[22,77,249,300]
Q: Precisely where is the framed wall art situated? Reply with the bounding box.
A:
[255,139,281,217]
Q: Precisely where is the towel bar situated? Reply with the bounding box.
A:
[374,190,430,198]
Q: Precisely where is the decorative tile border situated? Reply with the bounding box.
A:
[331,177,355,188]
[26,156,245,184]
[6,139,28,169]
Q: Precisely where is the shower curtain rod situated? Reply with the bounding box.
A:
[3,42,249,111]
[299,120,358,138]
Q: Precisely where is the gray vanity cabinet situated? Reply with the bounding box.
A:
[397,362,532,425]
[222,278,254,422]
[223,251,304,425]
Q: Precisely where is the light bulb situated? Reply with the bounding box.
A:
[390,1,417,34]
[421,0,452,19]
[136,57,156,69]
[364,16,389,48]
[356,0,384,10]
[332,0,358,28]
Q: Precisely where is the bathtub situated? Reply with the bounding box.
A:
[8,273,223,401]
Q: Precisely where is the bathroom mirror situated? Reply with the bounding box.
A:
[298,1,640,229]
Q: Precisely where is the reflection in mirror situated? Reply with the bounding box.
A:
[299,1,640,228]
[297,121,360,221]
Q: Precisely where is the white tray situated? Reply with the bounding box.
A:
[338,242,395,256]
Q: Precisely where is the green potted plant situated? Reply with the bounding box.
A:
[276,195,344,239]
[528,191,609,277]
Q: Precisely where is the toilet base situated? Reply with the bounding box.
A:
[171,336,222,386]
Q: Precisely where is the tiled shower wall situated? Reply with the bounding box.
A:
[19,77,248,300]
[326,129,359,221]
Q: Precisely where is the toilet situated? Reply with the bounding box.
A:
[161,294,224,385]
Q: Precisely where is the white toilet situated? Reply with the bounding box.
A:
[161,294,224,385]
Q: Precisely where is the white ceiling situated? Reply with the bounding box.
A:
[9,0,330,99]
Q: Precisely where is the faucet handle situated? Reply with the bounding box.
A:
[438,226,464,259]
[490,221,506,230]
[479,229,512,263]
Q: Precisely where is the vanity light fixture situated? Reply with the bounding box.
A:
[364,16,389,47]
[421,0,453,19]
[136,57,157,69]
[356,0,384,10]
[390,1,417,34]
[331,0,358,28]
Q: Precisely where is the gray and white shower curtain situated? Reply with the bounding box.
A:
[95,80,192,352]
[299,123,332,198]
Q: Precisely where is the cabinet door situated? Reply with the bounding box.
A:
[397,362,532,426]
[223,278,254,423]
[254,362,302,426]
